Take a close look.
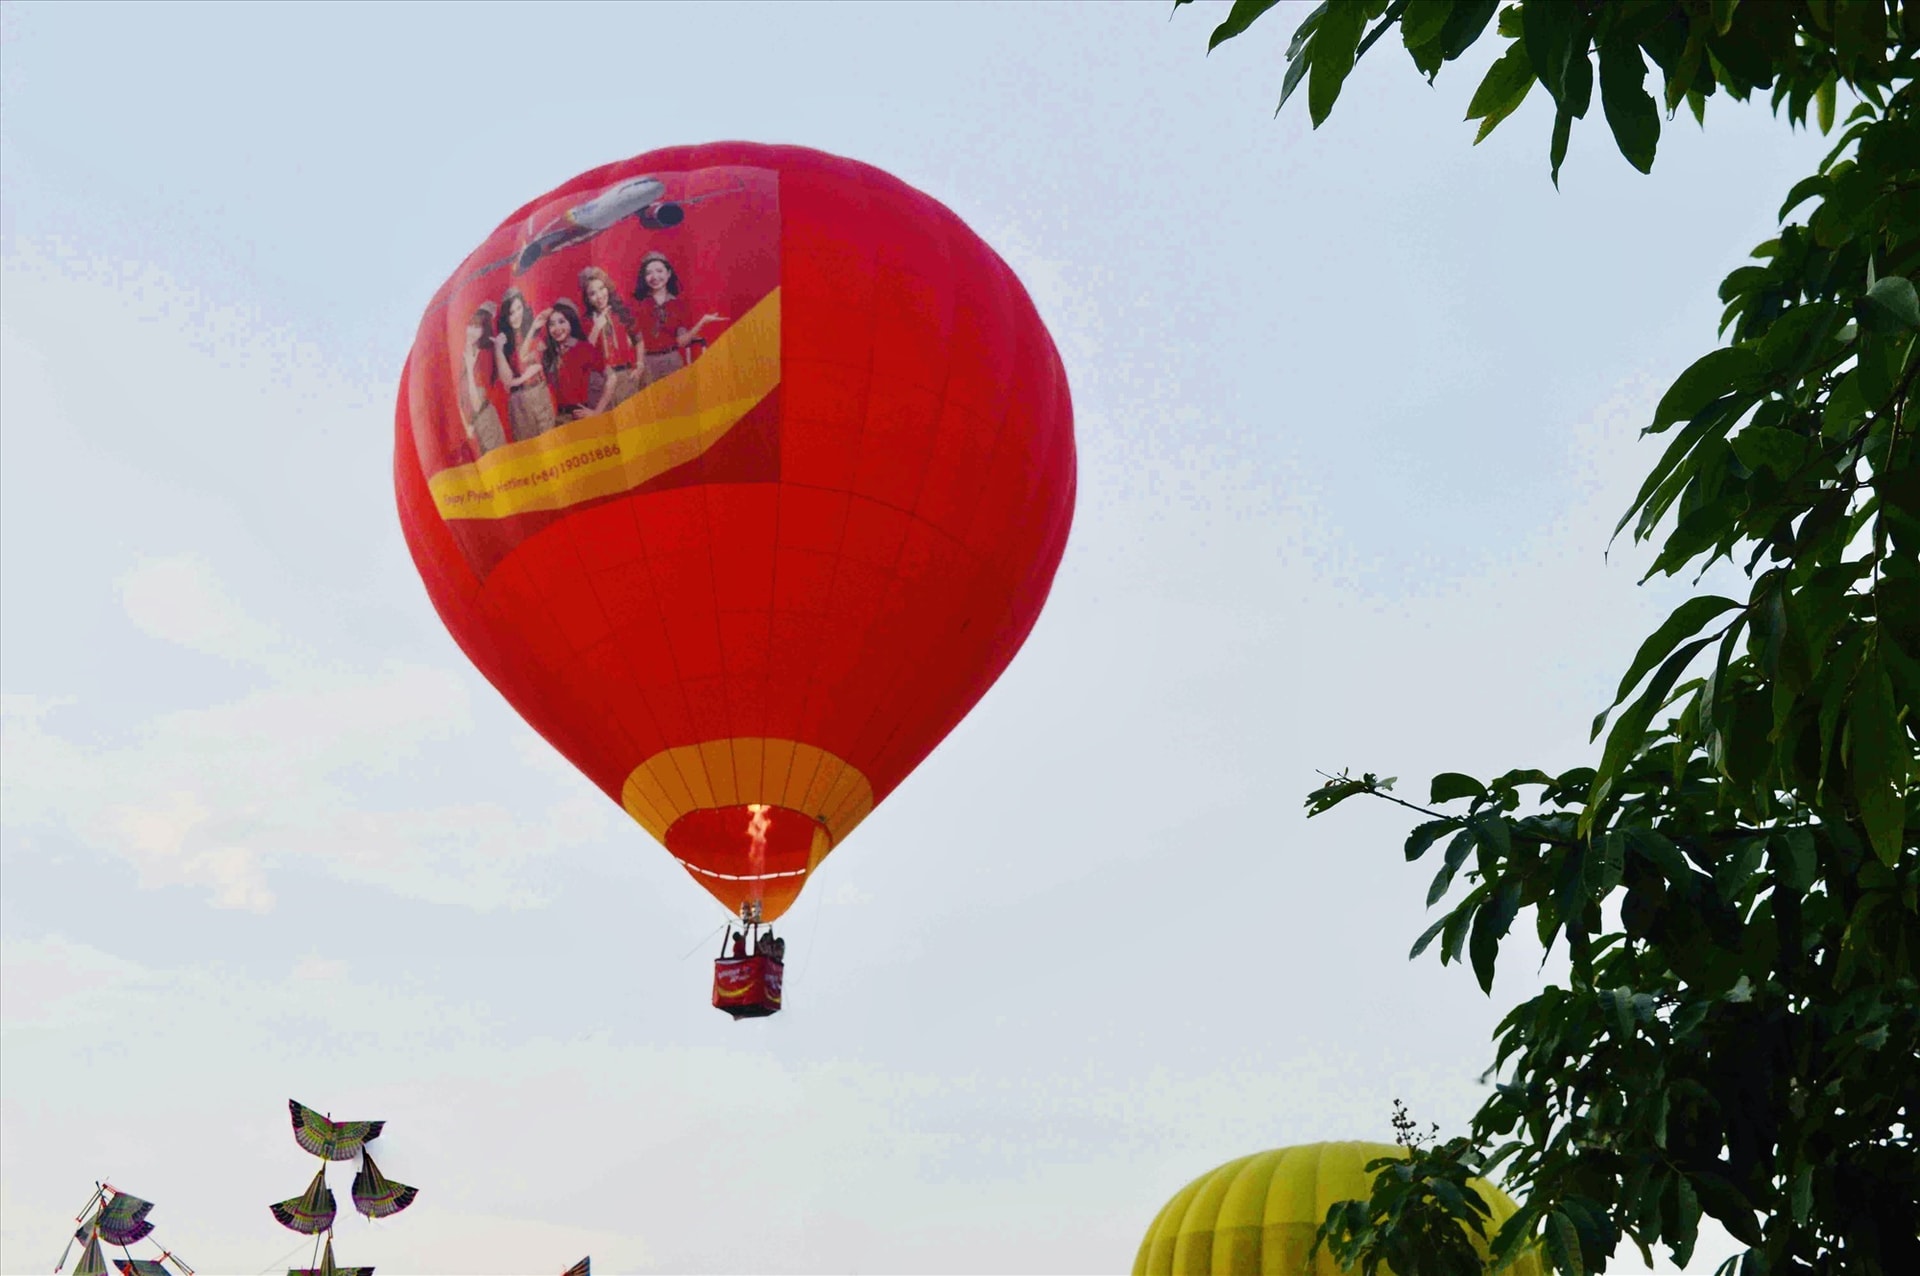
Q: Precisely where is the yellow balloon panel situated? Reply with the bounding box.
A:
[1133,1142,1544,1276]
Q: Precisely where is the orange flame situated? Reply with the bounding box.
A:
[746,803,772,889]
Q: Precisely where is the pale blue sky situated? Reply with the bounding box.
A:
[2,3,1829,1272]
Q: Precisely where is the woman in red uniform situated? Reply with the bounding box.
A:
[459,302,509,455]
[631,251,727,386]
[540,298,613,422]
[579,266,642,410]
[492,286,557,440]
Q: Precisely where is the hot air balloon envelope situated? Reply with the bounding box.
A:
[1134,1142,1545,1276]
[395,143,1075,925]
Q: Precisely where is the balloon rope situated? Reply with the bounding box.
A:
[680,920,728,962]
[799,870,828,985]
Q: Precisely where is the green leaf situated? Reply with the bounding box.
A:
[1405,817,1459,861]
[1474,814,1513,860]
[1441,893,1478,964]
[1672,1174,1702,1267]
[1863,275,1920,329]
[1467,39,1534,142]
[1780,828,1817,891]
[1603,985,1635,1036]
[1652,347,1756,431]
[1778,173,1831,220]
[1562,44,1593,117]
[1470,877,1521,991]
[1429,827,1477,903]
[1586,829,1626,899]
[1627,827,1694,884]
[1585,637,1717,830]
[1409,912,1451,960]
[1279,41,1315,112]
[1436,0,1498,61]
[1689,1172,1763,1247]
[1431,772,1488,803]
[1598,32,1660,172]
[1545,1211,1586,1276]
[1521,0,1582,105]
[1729,424,1812,478]
[1286,2,1328,59]
[1307,1,1368,126]
[1607,596,1743,720]
[1755,301,1842,375]
[1616,395,1748,549]
[1207,0,1285,51]
[1400,0,1450,48]
[1550,106,1574,184]
[1822,369,1869,438]
[1849,651,1909,866]
[1671,997,1710,1038]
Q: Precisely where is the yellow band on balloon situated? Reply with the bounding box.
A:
[427,288,781,521]
[620,737,875,854]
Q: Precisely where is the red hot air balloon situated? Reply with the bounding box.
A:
[394,144,1075,989]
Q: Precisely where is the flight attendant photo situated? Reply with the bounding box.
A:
[459,302,509,455]
[580,265,642,410]
[494,286,557,440]
[632,250,727,386]
[540,298,613,422]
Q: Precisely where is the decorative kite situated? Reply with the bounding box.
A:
[288,1236,373,1276]
[350,1152,417,1221]
[290,1100,385,1161]
[269,1167,337,1235]
[71,1231,108,1276]
[269,1098,415,1276]
[77,1190,155,1247]
[56,1184,192,1276]
[396,143,1075,1015]
[560,1259,590,1276]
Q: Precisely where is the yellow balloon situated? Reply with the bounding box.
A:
[1133,1141,1545,1276]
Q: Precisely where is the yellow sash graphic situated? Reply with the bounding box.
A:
[430,289,781,521]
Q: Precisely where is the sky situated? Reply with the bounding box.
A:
[0,2,1837,1273]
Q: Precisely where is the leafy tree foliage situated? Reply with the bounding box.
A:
[1179,1,1919,1271]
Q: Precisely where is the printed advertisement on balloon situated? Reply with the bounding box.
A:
[405,165,781,577]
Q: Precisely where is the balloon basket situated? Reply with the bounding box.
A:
[713,954,784,1019]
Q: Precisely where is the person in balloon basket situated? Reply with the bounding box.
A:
[492,286,558,440]
[632,250,727,386]
[459,301,509,456]
[541,298,616,422]
[579,266,643,411]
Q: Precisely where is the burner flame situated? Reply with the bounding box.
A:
[746,804,772,886]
